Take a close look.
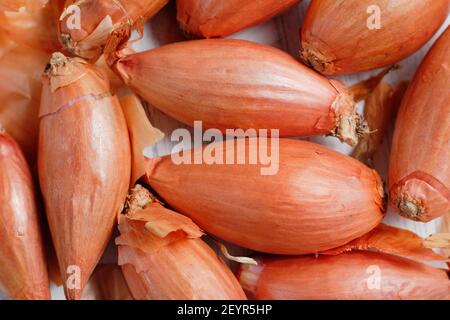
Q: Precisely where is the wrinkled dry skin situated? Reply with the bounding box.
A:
[145,138,385,255]
[59,0,168,60]
[0,132,50,300]
[356,77,409,168]
[0,43,49,164]
[301,0,449,74]
[177,0,299,38]
[389,27,450,222]
[238,251,450,300]
[38,54,131,299]
[115,39,364,145]
[119,94,164,185]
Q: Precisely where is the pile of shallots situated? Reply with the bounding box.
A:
[0,0,449,300]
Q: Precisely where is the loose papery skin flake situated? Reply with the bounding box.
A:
[116,185,247,300]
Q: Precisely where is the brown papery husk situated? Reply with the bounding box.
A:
[82,264,133,300]
[145,138,385,255]
[352,81,395,166]
[353,80,409,166]
[176,0,299,38]
[237,251,450,300]
[119,93,164,186]
[389,27,450,222]
[111,39,366,146]
[116,185,247,300]
[59,0,168,61]
[300,0,448,75]
[0,131,50,300]
[0,0,65,53]
[38,52,131,300]
[0,40,49,165]
[349,65,397,103]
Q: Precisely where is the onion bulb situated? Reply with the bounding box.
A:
[389,26,450,222]
[300,0,449,74]
[145,138,385,255]
[0,130,50,299]
[38,52,131,299]
[176,0,299,38]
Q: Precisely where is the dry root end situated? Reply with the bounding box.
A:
[336,114,369,146]
[300,45,333,74]
[122,184,157,216]
[45,52,72,76]
[396,198,424,221]
[331,92,369,146]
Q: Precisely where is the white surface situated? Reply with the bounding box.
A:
[1,1,448,300]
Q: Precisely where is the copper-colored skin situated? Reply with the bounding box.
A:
[0,0,64,53]
[146,138,385,255]
[120,240,247,300]
[117,192,247,300]
[115,39,363,145]
[59,0,168,60]
[301,0,448,75]
[38,54,131,299]
[0,45,48,164]
[238,251,450,300]
[389,27,450,222]
[0,132,50,300]
[177,0,300,38]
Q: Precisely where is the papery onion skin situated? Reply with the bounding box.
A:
[0,0,64,53]
[176,0,299,38]
[117,186,247,300]
[0,0,48,11]
[38,53,131,300]
[389,27,450,222]
[300,0,449,75]
[120,240,247,300]
[237,251,450,300]
[0,131,50,300]
[145,138,385,255]
[114,39,365,146]
[59,0,168,61]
